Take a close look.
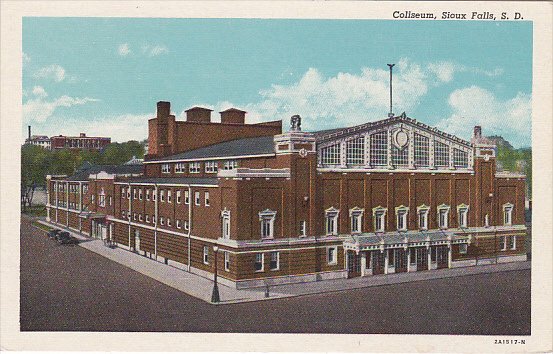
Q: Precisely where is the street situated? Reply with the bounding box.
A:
[20,215,531,334]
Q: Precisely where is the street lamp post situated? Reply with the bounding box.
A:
[211,245,220,303]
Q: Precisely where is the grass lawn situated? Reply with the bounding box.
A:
[31,220,53,233]
[22,205,47,217]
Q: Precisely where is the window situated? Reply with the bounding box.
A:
[434,141,449,167]
[167,218,171,227]
[184,190,190,205]
[152,190,157,201]
[327,246,337,265]
[395,206,409,231]
[349,208,363,234]
[346,137,364,166]
[223,160,238,170]
[145,215,150,223]
[457,204,469,228]
[503,203,513,226]
[133,188,137,200]
[83,185,88,194]
[437,205,450,229]
[152,215,156,225]
[221,209,230,239]
[299,220,307,237]
[133,213,137,221]
[500,236,507,251]
[370,131,387,166]
[414,133,429,167]
[109,196,112,206]
[259,209,276,239]
[176,190,181,204]
[91,194,95,204]
[205,192,210,206]
[127,188,131,199]
[254,253,264,272]
[160,190,165,202]
[139,214,143,222]
[183,220,189,231]
[98,188,106,207]
[194,191,200,205]
[508,235,517,250]
[160,217,164,226]
[270,251,280,271]
[453,148,468,168]
[224,252,230,272]
[459,244,468,254]
[203,246,209,264]
[325,207,339,235]
[127,211,131,219]
[205,161,218,173]
[175,162,186,173]
[189,162,201,173]
[161,163,171,174]
[121,210,126,218]
[373,207,387,232]
[121,187,125,198]
[176,220,181,229]
[392,145,408,167]
[417,205,429,230]
[167,190,172,203]
[321,144,341,165]
[146,189,150,201]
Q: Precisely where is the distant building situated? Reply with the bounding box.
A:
[50,133,111,151]
[26,135,51,149]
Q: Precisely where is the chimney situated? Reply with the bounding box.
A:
[473,126,482,140]
[220,108,246,124]
[186,107,213,123]
[28,125,31,141]
[157,101,171,118]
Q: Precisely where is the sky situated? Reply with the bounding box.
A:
[22,18,532,147]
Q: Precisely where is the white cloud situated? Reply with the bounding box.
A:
[436,85,531,147]
[31,86,48,98]
[55,114,150,142]
[33,64,66,82]
[428,61,504,83]
[142,44,169,57]
[118,43,131,56]
[23,88,99,123]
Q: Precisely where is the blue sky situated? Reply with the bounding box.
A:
[23,18,532,147]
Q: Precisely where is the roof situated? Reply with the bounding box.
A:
[220,108,247,113]
[312,113,471,147]
[67,164,143,181]
[117,177,219,186]
[152,135,275,162]
[185,106,213,112]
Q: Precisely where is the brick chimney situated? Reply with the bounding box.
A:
[220,108,246,124]
[185,107,213,123]
[473,126,482,140]
[28,125,31,141]
[157,101,171,118]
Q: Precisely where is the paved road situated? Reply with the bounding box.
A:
[20,215,531,334]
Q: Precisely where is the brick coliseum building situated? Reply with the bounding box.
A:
[46,101,527,288]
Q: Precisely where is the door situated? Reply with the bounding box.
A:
[394,249,408,273]
[347,251,361,278]
[371,251,385,275]
[436,246,449,269]
[416,247,428,271]
[134,229,140,252]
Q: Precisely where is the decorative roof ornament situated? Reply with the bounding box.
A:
[290,114,302,131]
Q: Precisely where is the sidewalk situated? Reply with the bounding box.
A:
[36,219,531,305]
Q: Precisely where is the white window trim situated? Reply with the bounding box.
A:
[500,236,507,251]
[176,190,181,204]
[459,243,468,254]
[160,190,165,202]
[299,220,307,237]
[161,163,171,174]
[325,207,340,236]
[372,206,387,233]
[457,204,469,228]
[205,191,210,206]
[416,204,430,230]
[327,246,338,265]
[254,253,264,272]
[221,209,231,239]
[395,205,409,231]
[437,204,451,229]
[510,235,517,250]
[194,191,200,206]
[349,207,364,234]
[167,190,172,203]
[259,209,277,239]
[203,246,209,264]
[269,251,280,271]
[224,251,230,272]
[503,203,514,226]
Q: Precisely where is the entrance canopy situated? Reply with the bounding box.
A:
[343,230,471,253]
[79,211,107,221]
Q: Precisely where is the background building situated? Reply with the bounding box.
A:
[50,133,111,151]
[46,101,527,288]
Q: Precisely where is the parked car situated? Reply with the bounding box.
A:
[47,229,61,239]
[56,231,79,245]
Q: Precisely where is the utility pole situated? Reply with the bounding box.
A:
[387,64,395,118]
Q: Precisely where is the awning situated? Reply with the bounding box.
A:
[343,230,472,252]
[78,211,107,220]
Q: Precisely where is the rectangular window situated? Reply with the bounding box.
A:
[203,246,209,264]
[145,215,150,223]
[327,247,337,265]
[223,160,238,170]
[299,220,307,237]
[98,194,105,207]
[160,190,165,202]
[346,137,364,166]
[500,236,507,251]
[254,253,264,272]
[414,134,429,167]
[222,213,230,239]
[167,218,171,227]
[161,163,171,174]
[434,141,449,167]
[139,214,143,222]
[138,189,143,200]
[205,192,210,206]
[152,215,156,225]
[121,187,125,198]
[350,211,362,233]
[160,217,164,226]
[152,190,157,201]
[370,131,387,166]
[189,162,201,173]
[418,209,429,230]
[109,196,112,206]
[503,205,513,226]
[459,244,468,254]
[167,190,172,203]
[176,190,181,204]
[438,208,449,229]
[224,252,230,272]
[184,190,190,205]
[205,161,218,173]
[133,189,137,200]
[146,189,150,201]
[453,148,469,168]
[270,251,280,271]
[508,236,517,250]
[133,213,137,221]
[176,220,181,229]
[458,207,468,228]
[321,144,341,165]
[392,145,408,167]
[183,220,189,231]
[194,191,200,205]
[175,162,186,173]
[396,209,408,231]
[91,195,95,204]
[374,210,385,232]
[325,212,338,235]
